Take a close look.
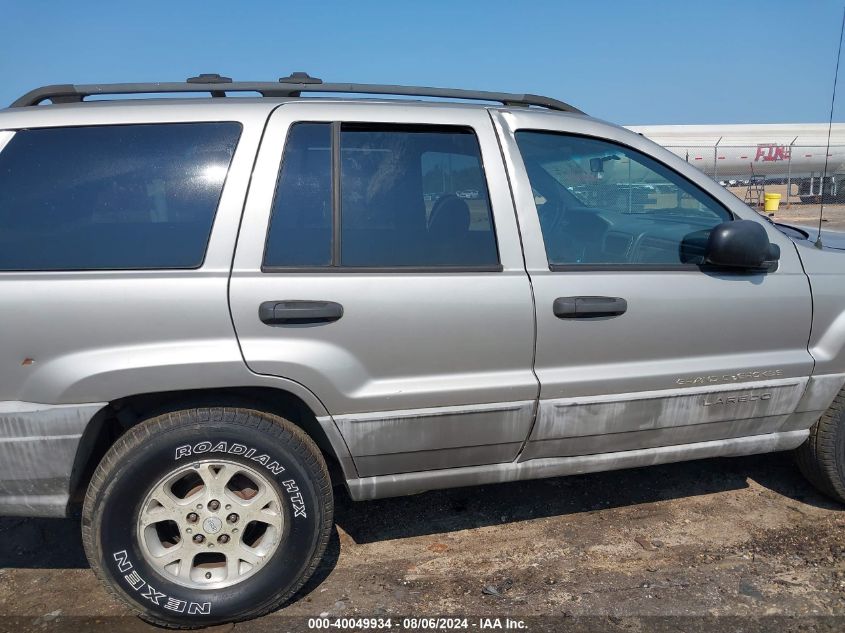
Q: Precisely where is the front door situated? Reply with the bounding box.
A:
[230,103,538,477]
[492,110,814,460]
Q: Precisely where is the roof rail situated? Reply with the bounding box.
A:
[10,72,584,114]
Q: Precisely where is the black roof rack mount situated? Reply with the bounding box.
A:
[10,72,584,114]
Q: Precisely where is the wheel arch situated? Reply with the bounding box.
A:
[69,386,357,511]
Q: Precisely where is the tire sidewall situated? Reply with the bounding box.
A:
[833,407,845,491]
[91,414,324,626]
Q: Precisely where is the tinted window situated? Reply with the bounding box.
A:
[263,123,499,269]
[515,131,732,266]
[0,123,241,270]
[340,125,498,267]
[264,123,332,267]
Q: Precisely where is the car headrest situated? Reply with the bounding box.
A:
[428,194,470,235]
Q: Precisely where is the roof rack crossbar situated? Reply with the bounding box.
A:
[10,78,584,113]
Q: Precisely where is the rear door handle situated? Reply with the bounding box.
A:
[554,296,627,319]
[259,300,344,325]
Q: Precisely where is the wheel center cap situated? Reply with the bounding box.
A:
[203,516,222,534]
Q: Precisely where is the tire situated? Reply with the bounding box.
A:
[81,407,333,628]
[796,388,845,503]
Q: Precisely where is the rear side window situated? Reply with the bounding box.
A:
[0,122,241,270]
[264,123,332,267]
[263,122,499,269]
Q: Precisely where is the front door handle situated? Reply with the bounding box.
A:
[259,300,344,325]
[554,296,627,319]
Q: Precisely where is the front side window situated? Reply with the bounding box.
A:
[0,122,241,270]
[263,123,499,269]
[515,131,732,267]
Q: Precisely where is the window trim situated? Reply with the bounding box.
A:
[0,121,243,273]
[262,265,503,274]
[260,121,503,273]
[514,129,738,274]
[546,263,769,274]
[331,121,342,265]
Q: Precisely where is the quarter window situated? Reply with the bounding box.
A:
[0,122,241,270]
[263,123,499,269]
[515,131,732,267]
[264,123,332,267]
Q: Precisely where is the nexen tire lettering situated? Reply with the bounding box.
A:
[174,442,285,476]
[113,550,210,615]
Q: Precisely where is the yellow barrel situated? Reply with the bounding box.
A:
[764,193,781,212]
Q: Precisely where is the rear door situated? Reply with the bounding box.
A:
[229,102,537,477]
[492,110,815,460]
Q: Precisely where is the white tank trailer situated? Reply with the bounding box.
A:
[627,123,845,202]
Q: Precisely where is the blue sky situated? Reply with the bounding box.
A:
[1,0,844,125]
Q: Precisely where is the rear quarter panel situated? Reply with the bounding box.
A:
[0,102,272,405]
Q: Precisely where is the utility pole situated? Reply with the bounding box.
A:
[713,137,722,183]
[786,136,797,208]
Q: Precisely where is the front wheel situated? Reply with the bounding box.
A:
[796,388,845,503]
[82,407,333,628]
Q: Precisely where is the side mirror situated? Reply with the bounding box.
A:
[705,220,780,270]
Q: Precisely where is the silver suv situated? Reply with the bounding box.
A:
[1,73,844,628]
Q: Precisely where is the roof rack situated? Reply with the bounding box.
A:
[10,72,584,114]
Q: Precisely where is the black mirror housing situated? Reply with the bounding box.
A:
[705,220,780,270]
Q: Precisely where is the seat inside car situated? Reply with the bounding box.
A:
[428,194,470,236]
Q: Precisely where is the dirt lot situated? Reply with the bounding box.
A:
[727,185,845,232]
[1,452,844,632]
[770,203,845,233]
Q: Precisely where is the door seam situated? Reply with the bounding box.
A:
[488,109,542,458]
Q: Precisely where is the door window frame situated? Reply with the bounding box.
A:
[260,119,503,274]
[514,129,737,273]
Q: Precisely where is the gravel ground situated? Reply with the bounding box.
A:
[726,187,845,232]
[767,203,845,233]
[1,451,844,632]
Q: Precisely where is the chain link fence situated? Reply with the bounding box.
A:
[660,143,845,210]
